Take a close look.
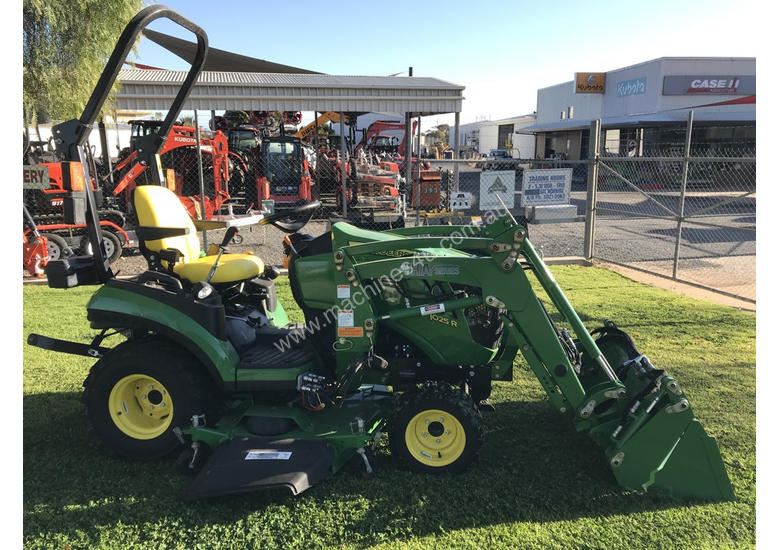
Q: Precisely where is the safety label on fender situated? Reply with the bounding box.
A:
[420,303,445,316]
[337,285,351,299]
[338,327,364,338]
[338,310,354,327]
[245,451,292,460]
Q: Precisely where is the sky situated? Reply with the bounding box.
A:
[130,0,763,129]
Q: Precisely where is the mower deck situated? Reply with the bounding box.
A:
[183,437,335,500]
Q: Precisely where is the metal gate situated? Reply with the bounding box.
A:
[586,114,756,302]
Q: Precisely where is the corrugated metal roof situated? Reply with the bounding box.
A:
[119,69,463,89]
[116,69,464,114]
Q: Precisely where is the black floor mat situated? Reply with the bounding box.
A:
[238,325,315,369]
[182,437,334,501]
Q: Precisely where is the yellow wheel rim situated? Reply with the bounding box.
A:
[404,409,466,467]
[108,374,174,440]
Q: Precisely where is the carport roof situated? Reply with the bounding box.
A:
[116,69,464,115]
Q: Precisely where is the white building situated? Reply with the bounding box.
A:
[524,57,756,160]
[450,114,537,158]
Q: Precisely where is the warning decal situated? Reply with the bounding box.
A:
[338,327,364,338]
[338,310,354,327]
[420,303,445,316]
[245,451,292,460]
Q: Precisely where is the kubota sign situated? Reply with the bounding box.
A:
[663,75,755,95]
[574,72,606,93]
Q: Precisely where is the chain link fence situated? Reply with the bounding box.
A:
[24,111,756,303]
[593,120,755,302]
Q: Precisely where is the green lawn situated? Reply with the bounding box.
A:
[23,266,756,549]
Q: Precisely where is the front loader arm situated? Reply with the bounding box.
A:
[335,217,734,499]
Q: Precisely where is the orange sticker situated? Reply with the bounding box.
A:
[338,327,364,338]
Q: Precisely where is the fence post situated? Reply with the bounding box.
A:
[453,111,460,193]
[194,109,208,248]
[673,110,694,279]
[340,112,348,218]
[583,119,601,260]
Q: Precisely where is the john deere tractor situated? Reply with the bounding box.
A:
[27,5,734,501]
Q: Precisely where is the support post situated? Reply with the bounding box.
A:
[673,110,694,279]
[453,111,460,193]
[98,117,114,187]
[313,110,318,154]
[405,113,413,226]
[584,119,601,260]
[415,114,422,225]
[112,106,121,154]
[340,112,348,218]
[194,109,208,247]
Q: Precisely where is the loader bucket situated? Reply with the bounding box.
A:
[582,330,735,500]
[516,235,735,500]
[602,407,734,500]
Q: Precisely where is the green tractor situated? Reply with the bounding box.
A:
[28,5,734,501]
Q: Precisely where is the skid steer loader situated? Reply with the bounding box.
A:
[27,5,734,502]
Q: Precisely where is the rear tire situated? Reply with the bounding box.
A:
[39,233,70,261]
[82,338,221,461]
[389,382,483,474]
[80,230,122,265]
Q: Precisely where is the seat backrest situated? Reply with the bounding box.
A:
[132,185,201,263]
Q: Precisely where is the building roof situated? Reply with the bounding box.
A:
[116,69,464,114]
[519,104,756,133]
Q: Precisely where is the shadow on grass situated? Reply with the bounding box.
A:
[23,392,730,547]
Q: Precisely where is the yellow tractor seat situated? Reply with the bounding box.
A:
[132,185,264,284]
[173,254,264,285]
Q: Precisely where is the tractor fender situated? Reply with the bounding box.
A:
[86,284,239,391]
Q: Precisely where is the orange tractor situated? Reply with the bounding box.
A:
[109,120,232,220]
[23,138,132,265]
[353,120,444,212]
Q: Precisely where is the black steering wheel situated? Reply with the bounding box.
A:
[258,200,321,233]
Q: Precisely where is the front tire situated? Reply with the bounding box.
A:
[389,382,483,474]
[82,338,220,461]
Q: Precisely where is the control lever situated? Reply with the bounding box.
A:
[206,226,238,284]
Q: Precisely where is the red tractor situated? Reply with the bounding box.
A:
[109,120,231,220]
[354,120,431,173]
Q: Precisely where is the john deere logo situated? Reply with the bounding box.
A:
[488,177,508,193]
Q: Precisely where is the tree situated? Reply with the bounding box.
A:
[23,0,143,124]
[436,124,450,144]
[223,110,251,127]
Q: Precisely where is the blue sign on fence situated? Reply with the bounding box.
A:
[616,77,647,97]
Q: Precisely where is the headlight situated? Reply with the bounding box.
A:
[196,283,214,300]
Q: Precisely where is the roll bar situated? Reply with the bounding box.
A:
[50,5,209,283]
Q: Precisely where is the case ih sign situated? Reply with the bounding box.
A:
[663,75,755,95]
